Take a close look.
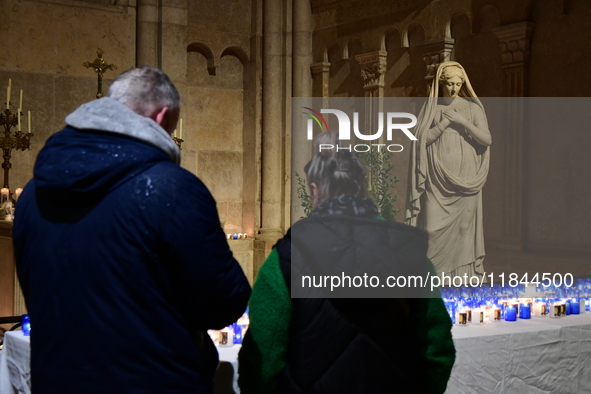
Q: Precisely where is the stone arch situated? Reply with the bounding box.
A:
[187,41,216,76]
[220,45,249,65]
[381,27,402,52]
[446,11,472,39]
[475,5,501,34]
[403,21,426,47]
[218,46,248,89]
[343,36,363,60]
[325,42,342,63]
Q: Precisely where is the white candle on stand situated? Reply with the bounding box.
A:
[17,110,21,131]
[28,111,31,133]
[19,89,23,110]
[1,188,9,203]
[15,188,22,201]
[179,118,183,140]
[6,79,11,109]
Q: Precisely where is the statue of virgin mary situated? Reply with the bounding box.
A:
[405,61,491,278]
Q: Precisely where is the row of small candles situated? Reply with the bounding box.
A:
[5,79,33,133]
[227,233,249,240]
[442,277,591,325]
[446,297,589,325]
[1,187,23,201]
[1,187,23,221]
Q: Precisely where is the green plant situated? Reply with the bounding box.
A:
[358,150,400,221]
[295,171,313,218]
[294,152,400,221]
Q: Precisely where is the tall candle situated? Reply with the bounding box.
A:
[19,89,23,110]
[28,111,31,133]
[17,111,21,131]
[179,118,183,140]
[6,79,11,109]
[15,188,22,201]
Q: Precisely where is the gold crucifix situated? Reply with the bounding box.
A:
[83,47,118,99]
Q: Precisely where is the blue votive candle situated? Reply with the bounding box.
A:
[519,304,531,319]
[21,314,31,336]
[505,305,517,321]
[566,300,571,315]
[571,299,580,314]
[232,323,243,344]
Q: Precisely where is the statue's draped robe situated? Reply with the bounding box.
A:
[406,61,490,278]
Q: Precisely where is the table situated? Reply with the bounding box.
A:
[0,331,30,394]
[0,332,241,394]
[4,316,591,394]
[214,345,241,394]
[444,312,591,393]
[216,316,591,394]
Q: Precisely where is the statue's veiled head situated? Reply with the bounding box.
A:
[438,65,465,98]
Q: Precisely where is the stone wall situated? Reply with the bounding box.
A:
[185,0,257,237]
[0,0,136,191]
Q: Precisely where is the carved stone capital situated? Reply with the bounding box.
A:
[355,51,387,88]
[418,38,455,80]
[310,62,331,76]
[493,22,535,68]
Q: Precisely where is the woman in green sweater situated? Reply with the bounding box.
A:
[239,131,455,394]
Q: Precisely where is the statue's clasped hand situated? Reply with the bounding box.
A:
[442,108,468,127]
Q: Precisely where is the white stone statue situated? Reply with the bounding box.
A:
[406,61,491,278]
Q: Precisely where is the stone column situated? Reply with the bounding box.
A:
[259,0,285,243]
[159,1,187,85]
[355,51,387,99]
[136,0,160,67]
[355,51,387,144]
[310,62,331,107]
[291,0,313,224]
[159,0,188,171]
[492,22,535,250]
[418,38,455,89]
[493,22,534,96]
[293,0,312,99]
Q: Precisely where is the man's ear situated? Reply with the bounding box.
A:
[153,107,169,126]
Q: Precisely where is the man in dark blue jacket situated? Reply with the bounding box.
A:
[13,66,251,393]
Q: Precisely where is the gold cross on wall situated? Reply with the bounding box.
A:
[83,47,118,99]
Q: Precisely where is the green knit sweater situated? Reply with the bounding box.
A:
[238,248,456,394]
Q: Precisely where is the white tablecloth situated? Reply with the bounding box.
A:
[444,312,591,393]
[0,331,30,394]
[215,345,241,394]
[4,315,591,394]
[0,334,242,394]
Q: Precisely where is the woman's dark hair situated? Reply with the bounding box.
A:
[305,131,368,204]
